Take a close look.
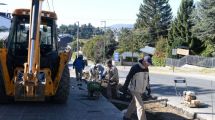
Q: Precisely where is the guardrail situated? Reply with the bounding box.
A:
[166,55,215,68]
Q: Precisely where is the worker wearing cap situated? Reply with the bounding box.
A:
[103,59,119,99]
[122,57,152,120]
[144,54,153,97]
[73,55,85,82]
[89,65,99,81]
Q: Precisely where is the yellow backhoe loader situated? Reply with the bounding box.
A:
[0,0,71,103]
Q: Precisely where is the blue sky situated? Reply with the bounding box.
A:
[0,0,198,27]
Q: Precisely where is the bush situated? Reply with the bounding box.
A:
[152,56,166,66]
[71,52,77,60]
[83,36,104,62]
[201,40,215,57]
[83,35,117,63]
[152,37,168,66]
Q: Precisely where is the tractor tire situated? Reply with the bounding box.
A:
[0,66,12,103]
[52,65,70,103]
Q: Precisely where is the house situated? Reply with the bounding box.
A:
[140,46,156,55]
[120,52,139,66]
[58,34,73,49]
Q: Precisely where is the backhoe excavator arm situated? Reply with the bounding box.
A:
[23,0,43,97]
[28,0,43,74]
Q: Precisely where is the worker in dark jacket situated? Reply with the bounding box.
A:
[73,55,85,82]
[144,54,153,96]
[122,58,151,120]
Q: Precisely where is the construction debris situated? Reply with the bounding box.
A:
[182,91,201,108]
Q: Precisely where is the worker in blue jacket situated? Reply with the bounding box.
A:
[73,55,85,82]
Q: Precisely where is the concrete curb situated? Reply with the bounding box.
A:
[167,103,207,120]
[157,97,207,120]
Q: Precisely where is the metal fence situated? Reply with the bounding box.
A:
[166,55,215,68]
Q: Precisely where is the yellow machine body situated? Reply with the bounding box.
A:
[0,1,71,102]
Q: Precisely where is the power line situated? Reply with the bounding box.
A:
[46,0,51,11]
[51,0,55,13]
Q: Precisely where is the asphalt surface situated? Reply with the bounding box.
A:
[0,67,123,120]
[119,70,215,120]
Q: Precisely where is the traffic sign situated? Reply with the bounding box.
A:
[114,52,119,62]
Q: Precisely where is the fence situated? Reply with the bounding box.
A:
[166,55,215,68]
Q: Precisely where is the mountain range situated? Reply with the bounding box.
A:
[109,24,134,30]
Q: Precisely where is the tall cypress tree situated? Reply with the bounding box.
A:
[193,0,215,40]
[168,0,195,55]
[192,0,215,56]
[135,0,172,46]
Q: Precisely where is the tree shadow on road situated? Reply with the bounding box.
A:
[150,84,214,96]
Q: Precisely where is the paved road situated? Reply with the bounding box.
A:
[0,67,122,120]
[118,70,215,120]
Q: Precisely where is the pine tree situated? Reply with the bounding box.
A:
[192,0,215,56]
[167,0,195,56]
[193,0,215,40]
[135,0,172,46]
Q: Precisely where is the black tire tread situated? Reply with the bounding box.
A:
[52,65,70,103]
[0,65,13,103]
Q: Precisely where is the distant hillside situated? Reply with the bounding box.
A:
[109,24,134,30]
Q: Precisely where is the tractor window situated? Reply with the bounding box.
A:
[8,20,29,56]
[8,17,56,56]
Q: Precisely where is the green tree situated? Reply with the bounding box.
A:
[168,0,196,56]
[103,29,118,59]
[58,23,103,40]
[67,24,78,37]
[83,36,107,61]
[69,40,85,52]
[153,37,168,66]
[117,28,133,53]
[59,24,68,34]
[80,23,94,39]
[83,36,104,62]
[132,28,149,51]
[83,29,117,62]
[192,0,215,56]
[118,28,149,54]
[135,0,172,46]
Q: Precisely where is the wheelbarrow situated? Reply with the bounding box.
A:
[87,81,102,99]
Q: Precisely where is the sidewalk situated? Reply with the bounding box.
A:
[69,69,123,120]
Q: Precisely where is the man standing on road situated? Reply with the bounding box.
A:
[73,55,85,83]
[144,54,153,97]
[122,58,151,120]
[103,59,119,99]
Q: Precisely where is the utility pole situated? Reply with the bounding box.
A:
[131,31,134,65]
[76,21,79,57]
[101,21,106,63]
